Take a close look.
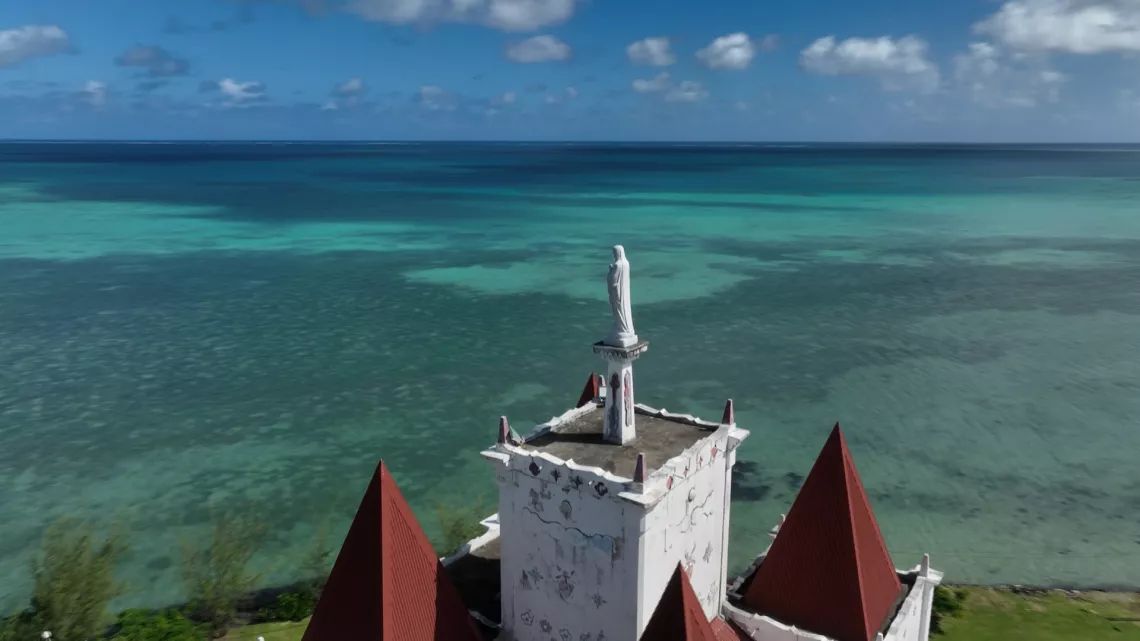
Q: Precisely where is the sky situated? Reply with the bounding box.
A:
[1,0,1140,141]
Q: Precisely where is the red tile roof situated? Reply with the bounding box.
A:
[741,424,902,641]
[710,618,750,641]
[577,372,601,407]
[302,460,483,641]
[640,564,719,641]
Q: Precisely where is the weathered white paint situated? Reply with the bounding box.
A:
[482,403,749,641]
[591,343,648,445]
[604,358,636,444]
[631,421,746,629]
[485,446,640,641]
[724,602,833,641]
[884,559,943,641]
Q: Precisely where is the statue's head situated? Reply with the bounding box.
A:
[612,245,625,261]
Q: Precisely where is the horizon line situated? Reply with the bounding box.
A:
[3,138,1140,146]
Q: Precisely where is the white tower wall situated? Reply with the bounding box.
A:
[483,406,749,641]
[633,419,739,628]
[487,436,642,641]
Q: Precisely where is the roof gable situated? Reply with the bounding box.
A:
[741,424,901,641]
[302,460,483,641]
[640,564,719,641]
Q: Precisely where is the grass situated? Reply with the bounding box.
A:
[939,587,1140,641]
[223,618,309,641]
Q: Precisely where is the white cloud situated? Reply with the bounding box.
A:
[665,80,708,103]
[417,84,456,110]
[334,77,366,96]
[542,86,578,104]
[632,72,670,93]
[349,0,575,31]
[954,41,1066,108]
[115,45,190,77]
[505,34,570,62]
[499,91,517,104]
[975,0,1140,54]
[696,32,756,69]
[216,78,266,105]
[631,73,707,102]
[627,37,675,66]
[83,81,107,107]
[0,25,69,68]
[800,35,940,93]
[419,85,446,100]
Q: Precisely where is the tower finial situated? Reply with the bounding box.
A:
[497,416,510,444]
[722,399,735,426]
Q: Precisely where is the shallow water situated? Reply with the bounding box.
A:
[1,142,1139,610]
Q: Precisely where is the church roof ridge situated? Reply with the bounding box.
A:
[302,460,483,641]
[740,423,903,641]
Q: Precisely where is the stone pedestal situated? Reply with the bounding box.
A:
[592,340,648,444]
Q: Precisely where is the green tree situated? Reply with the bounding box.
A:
[0,612,38,641]
[931,585,967,635]
[111,610,202,641]
[181,513,265,637]
[27,519,125,641]
[434,498,487,557]
[299,524,331,599]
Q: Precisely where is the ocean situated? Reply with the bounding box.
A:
[1,142,1139,611]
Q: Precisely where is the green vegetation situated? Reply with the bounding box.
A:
[255,527,332,624]
[931,585,968,634]
[0,612,37,641]
[256,592,314,625]
[0,519,125,641]
[223,619,307,641]
[297,525,331,604]
[181,513,266,637]
[938,587,1140,641]
[111,610,203,641]
[434,498,488,557]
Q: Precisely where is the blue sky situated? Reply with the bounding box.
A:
[1,0,1138,141]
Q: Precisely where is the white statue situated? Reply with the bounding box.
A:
[606,245,638,347]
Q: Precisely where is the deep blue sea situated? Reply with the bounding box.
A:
[2,142,1139,610]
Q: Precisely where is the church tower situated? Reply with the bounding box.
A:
[303,244,942,641]
[482,246,750,641]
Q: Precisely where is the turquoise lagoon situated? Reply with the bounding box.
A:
[1,143,1139,610]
